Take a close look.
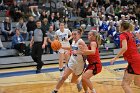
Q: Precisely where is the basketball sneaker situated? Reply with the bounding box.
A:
[77,81,82,92]
[51,90,58,93]
[91,89,96,93]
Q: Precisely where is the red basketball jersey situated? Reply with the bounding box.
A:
[87,42,101,64]
[120,32,140,74]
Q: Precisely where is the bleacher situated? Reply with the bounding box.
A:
[0,0,123,69]
[0,24,120,69]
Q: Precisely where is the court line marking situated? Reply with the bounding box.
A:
[0,60,127,78]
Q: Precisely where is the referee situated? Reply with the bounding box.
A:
[30,20,47,73]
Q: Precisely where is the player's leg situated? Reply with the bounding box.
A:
[121,71,134,93]
[82,70,95,93]
[52,67,73,93]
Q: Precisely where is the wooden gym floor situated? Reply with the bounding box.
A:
[0,58,140,93]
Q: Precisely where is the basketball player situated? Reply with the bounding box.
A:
[110,21,140,93]
[52,28,87,93]
[55,22,72,77]
[79,31,102,93]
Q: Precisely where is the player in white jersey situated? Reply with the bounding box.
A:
[52,28,87,93]
[55,22,72,76]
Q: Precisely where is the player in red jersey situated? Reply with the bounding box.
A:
[110,21,140,93]
[80,30,102,93]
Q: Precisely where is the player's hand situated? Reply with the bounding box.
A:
[30,44,32,48]
[71,50,77,55]
[110,58,116,65]
[78,45,84,50]
[42,44,46,49]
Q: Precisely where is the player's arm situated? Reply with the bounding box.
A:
[75,40,88,55]
[113,39,127,60]
[67,30,72,41]
[61,46,71,50]
[81,42,97,55]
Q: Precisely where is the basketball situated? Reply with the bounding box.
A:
[51,40,62,51]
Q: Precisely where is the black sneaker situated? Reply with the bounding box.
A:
[51,90,58,93]
[36,70,41,74]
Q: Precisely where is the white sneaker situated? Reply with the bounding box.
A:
[37,12,40,17]
[32,12,37,17]
[91,89,96,93]
[60,71,63,78]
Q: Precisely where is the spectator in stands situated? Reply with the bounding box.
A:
[19,0,30,20]
[114,4,121,17]
[26,16,36,40]
[106,4,115,17]
[134,20,140,32]
[92,7,99,26]
[54,12,61,30]
[48,12,56,25]
[0,37,5,49]
[28,0,40,17]
[104,0,110,9]
[56,0,65,10]
[85,7,94,26]
[135,31,140,52]
[0,0,3,10]
[10,1,23,21]
[79,2,87,18]
[42,18,50,33]
[12,28,26,56]
[1,17,14,41]
[113,25,120,48]
[46,25,55,54]
[16,18,28,41]
[100,6,106,15]
[77,0,84,10]
[39,10,48,21]
[107,20,116,42]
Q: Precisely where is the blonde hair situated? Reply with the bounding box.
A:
[129,23,134,32]
[91,30,101,47]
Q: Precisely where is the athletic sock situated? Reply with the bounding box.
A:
[59,68,63,72]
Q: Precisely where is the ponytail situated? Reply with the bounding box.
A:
[77,27,84,35]
[129,23,134,32]
[91,30,101,47]
[96,33,101,46]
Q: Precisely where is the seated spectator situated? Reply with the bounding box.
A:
[107,20,116,42]
[10,1,23,21]
[85,7,94,26]
[135,30,140,52]
[114,4,121,17]
[19,0,30,20]
[46,25,55,54]
[92,7,99,26]
[42,18,50,33]
[134,20,139,31]
[1,17,14,41]
[28,0,40,17]
[26,15,36,40]
[12,28,26,56]
[0,37,5,49]
[79,2,87,18]
[16,18,28,41]
[113,26,120,48]
[48,12,56,25]
[39,10,48,21]
[106,4,115,17]
[0,0,8,11]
